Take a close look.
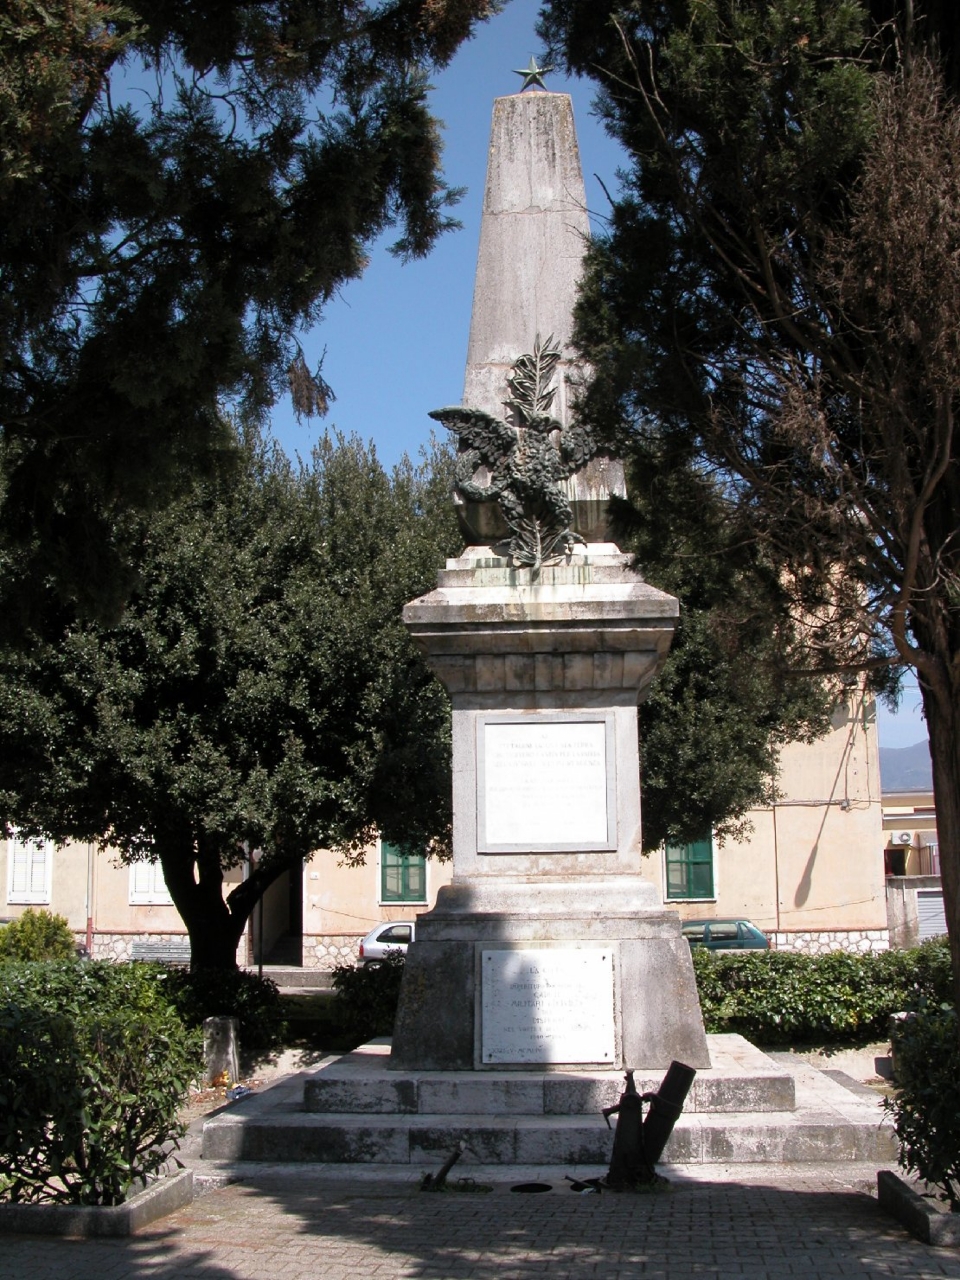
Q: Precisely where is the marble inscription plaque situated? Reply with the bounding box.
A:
[480,948,616,1065]
[480,719,611,849]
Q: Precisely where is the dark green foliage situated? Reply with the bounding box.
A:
[0,429,460,969]
[0,908,76,962]
[692,939,953,1044]
[0,961,200,1205]
[0,0,494,622]
[887,1004,960,1210]
[155,966,286,1052]
[330,951,405,1039]
[0,957,177,1017]
[321,942,951,1051]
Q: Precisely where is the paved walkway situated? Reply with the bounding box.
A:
[1,1164,958,1280]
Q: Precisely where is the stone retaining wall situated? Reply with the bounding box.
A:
[771,928,889,955]
[77,931,189,962]
[302,934,363,968]
[76,927,891,966]
[76,931,245,965]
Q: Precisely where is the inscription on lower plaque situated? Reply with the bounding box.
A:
[480,948,616,1065]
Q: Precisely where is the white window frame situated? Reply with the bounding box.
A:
[6,832,53,905]
[128,860,173,906]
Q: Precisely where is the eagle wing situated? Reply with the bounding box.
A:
[560,422,599,476]
[429,407,517,472]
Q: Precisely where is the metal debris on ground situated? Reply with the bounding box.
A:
[420,1141,493,1193]
[420,1141,464,1191]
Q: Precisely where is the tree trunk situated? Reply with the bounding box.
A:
[156,831,302,973]
[919,677,960,1010]
[158,833,244,973]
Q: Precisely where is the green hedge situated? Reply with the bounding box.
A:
[692,937,952,1044]
[324,940,951,1050]
[0,962,201,1205]
[887,1004,960,1209]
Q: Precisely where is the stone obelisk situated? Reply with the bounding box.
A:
[390,87,708,1072]
[455,89,625,547]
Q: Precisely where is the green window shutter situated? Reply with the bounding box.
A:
[664,837,714,900]
[380,843,427,903]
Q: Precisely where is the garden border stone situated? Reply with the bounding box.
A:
[0,1168,194,1237]
[877,1169,960,1246]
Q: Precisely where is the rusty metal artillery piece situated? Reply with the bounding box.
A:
[602,1061,697,1189]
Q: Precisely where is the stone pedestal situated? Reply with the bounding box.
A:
[391,546,710,1071]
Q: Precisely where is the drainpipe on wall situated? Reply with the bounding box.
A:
[85,842,94,956]
[772,806,782,945]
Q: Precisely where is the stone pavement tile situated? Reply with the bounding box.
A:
[1,1177,959,1280]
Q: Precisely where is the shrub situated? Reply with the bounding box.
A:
[0,962,201,1205]
[691,937,952,1045]
[0,957,177,1021]
[154,966,286,1052]
[331,952,405,1039]
[887,1004,960,1209]
[0,909,77,962]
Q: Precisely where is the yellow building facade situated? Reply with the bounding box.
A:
[644,693,890,954]
[1,693,888,963]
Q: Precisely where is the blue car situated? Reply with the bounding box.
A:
[681,919,770,950]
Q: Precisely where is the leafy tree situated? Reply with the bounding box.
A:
[0,429,460,969]
[541,1,960,1001]
[0,0,494,623]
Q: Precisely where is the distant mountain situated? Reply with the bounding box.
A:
[880,740,933,793]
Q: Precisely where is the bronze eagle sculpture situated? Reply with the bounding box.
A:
[429,335,598,570]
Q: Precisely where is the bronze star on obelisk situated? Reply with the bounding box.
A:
[513,56,553,91]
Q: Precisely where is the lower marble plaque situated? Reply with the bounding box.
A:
[480,948,617,1065]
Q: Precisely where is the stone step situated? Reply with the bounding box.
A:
[202,1103,895,1167]
[200,1036,895,1169]
[241,966,334,990]
[302,1034,796,1116]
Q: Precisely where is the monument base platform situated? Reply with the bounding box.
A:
[200,1036,896,1168]
[390,879,710,1072]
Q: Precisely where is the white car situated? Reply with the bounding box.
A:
[357,920,415,966]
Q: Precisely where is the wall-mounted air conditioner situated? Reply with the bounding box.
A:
[896,831,913,846]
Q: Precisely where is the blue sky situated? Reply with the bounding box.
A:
[881,677,927,751]
[265,0,928,753]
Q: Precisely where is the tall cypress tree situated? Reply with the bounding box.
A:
[542,0,960,1003]
[0,0,494,622]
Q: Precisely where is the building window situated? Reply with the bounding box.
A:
[129,860,173,905]
[665,837,715,900]
[6,833,52,904]
[380,843,426,904]
[920,843,941,876]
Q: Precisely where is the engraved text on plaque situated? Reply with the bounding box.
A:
[480,948,617,1065]
[478,716,615,851]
